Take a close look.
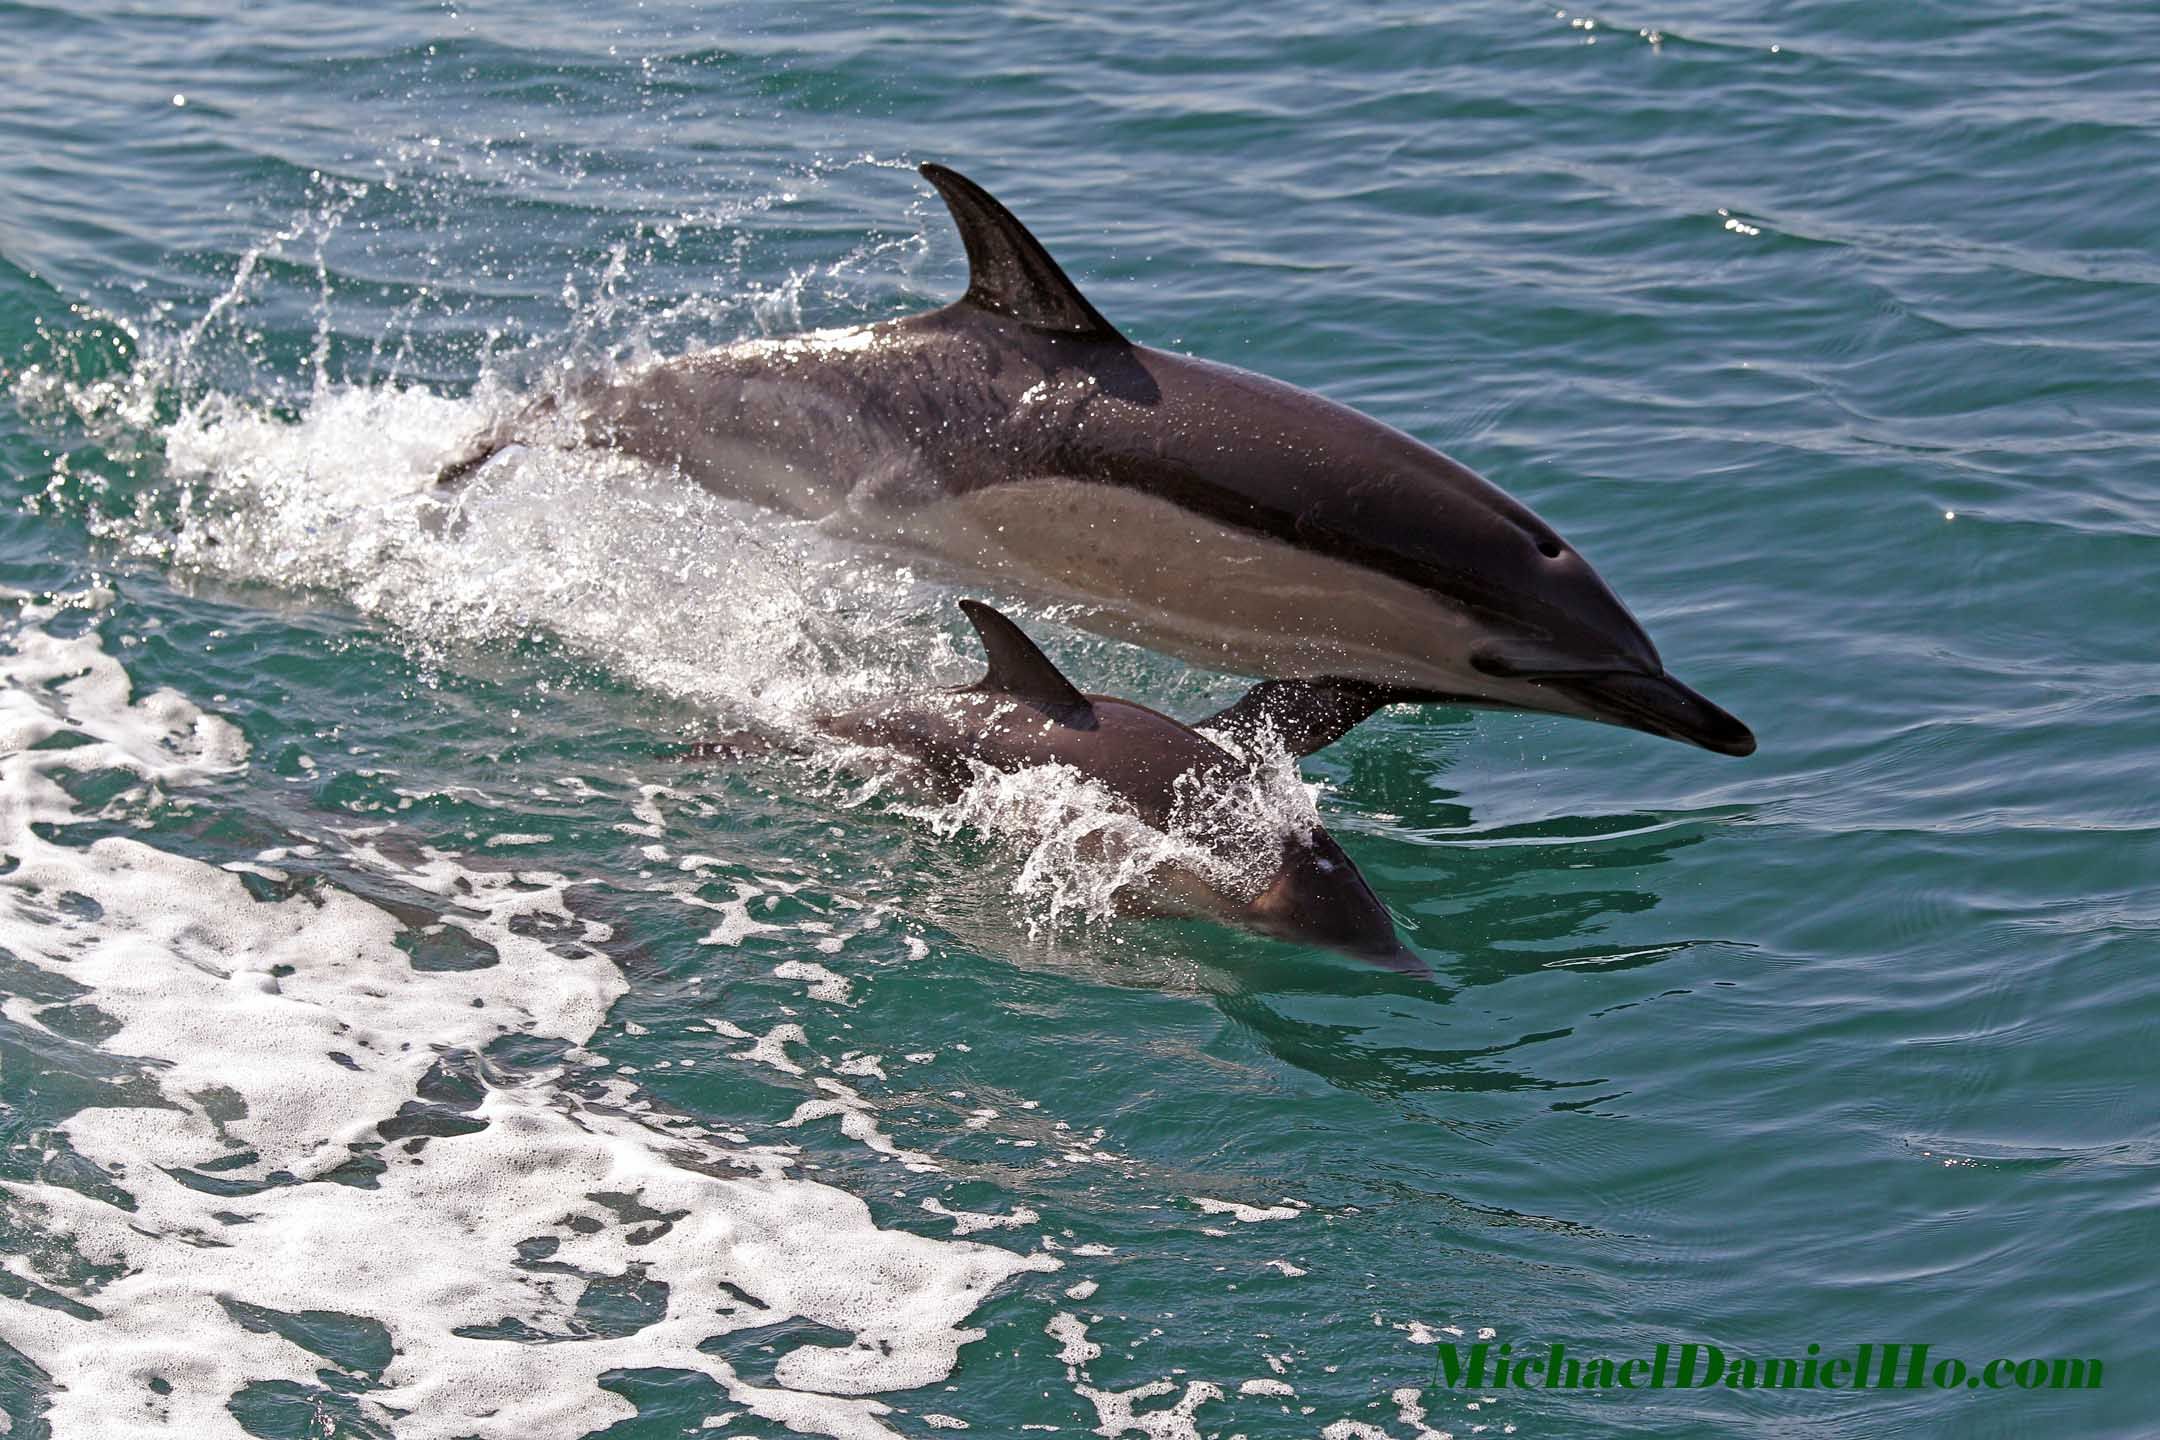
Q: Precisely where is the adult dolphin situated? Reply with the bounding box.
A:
[440,163,1754,758]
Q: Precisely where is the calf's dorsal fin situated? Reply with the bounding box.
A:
[957,600,1093,718]
[919,163,1125,342]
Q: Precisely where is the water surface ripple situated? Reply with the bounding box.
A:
[1,2,2153,1436]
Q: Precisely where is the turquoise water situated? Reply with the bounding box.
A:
[2,2,2154,1437]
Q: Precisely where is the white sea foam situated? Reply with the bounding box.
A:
[1045,1312,1101,1369]
[1191,1196,1302,1224]
[780,1079,943,1175]
[775,958,853,1004]
[737,1020,810,1076]
[921,1197,1039,1236]
[1073,1379,1224,1440]
[0,598,1056,1437]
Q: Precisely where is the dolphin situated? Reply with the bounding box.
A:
[812,600,1422,973]
[441,163,1753,758]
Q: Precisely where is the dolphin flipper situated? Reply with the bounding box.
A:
[1197,679,1401,758]
[432,392,569,491]
[918,164,1125,341]
[434,434,509,488]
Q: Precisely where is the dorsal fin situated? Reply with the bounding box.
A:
[957,600,1093,718]
[919,163,1125,341]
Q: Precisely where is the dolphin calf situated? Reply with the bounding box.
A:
[811,600,1421,972]
[443,163,1753,758]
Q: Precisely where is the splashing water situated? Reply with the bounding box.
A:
[11,161,1317,949]
[897,735,1329,935]
[0,587,1068,1437]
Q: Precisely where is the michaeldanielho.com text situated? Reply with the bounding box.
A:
[1432,1341,2101,1394]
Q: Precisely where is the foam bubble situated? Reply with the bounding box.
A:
[1074,1379,1223,1440]
[0,601,1057,1435]
[775,958,853,1003]
[1045,1312,1101,1369]
[921,1197,1039,1236]
[1192,1196,1302,1224]
[780,1079,943,1174]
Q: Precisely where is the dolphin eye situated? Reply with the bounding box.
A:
[1535,538,1563,559]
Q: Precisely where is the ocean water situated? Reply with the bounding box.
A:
[2,2,2154,1436]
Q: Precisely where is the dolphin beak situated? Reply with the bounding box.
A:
[1542,670,1756,757]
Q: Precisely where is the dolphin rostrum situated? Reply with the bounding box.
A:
[813,599,1421,972]
[441,163,1754,758]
